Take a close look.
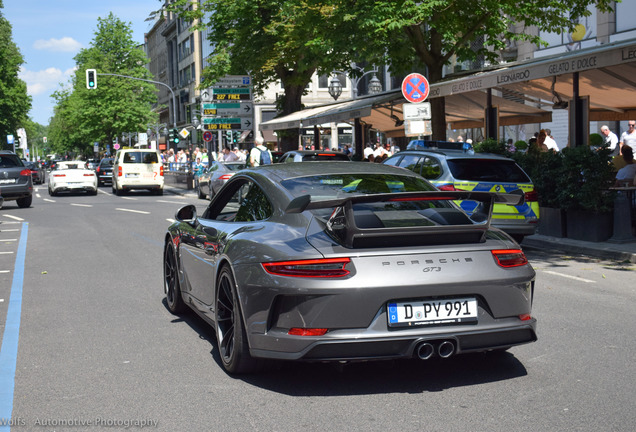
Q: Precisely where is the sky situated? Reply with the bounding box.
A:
[3,0,164,126]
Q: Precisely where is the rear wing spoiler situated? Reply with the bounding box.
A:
[285,190,524,248]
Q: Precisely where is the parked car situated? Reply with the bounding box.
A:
[197,161,247,200]
[95,157,114,186]
[163,162,537,374]
[112,149,163,195]
[0,151,33,208]
[278,150,351,163]
[384,145,539,243]
[48,160,98,196]
[86,159,99,171]
[25,161,45,185]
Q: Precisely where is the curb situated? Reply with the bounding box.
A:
[522,234,636,263]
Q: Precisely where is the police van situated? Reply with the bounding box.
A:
[384,141,539,243]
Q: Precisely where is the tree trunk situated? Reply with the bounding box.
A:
[277,83,304,153]
[427,63,447,141]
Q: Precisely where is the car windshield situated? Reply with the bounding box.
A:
[223,163,247,171]
[447,159,530,183]
[122,152,158,164]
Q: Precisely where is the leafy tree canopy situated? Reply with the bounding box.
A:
[0,0,32,144]
[49,13,158,156]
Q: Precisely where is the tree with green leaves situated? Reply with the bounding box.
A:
[356,0,614,140]
[49,13,158,156]
[0,0,32,148]
[167,0,369,151]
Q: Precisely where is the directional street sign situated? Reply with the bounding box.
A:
[401,73,430,103]
[203,117,252,131]
[212,75,251,87]
[202,102,253,117]
[403,102,432,120]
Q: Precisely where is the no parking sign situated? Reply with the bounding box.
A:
[401,73,430,103]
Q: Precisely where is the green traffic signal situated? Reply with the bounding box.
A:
[172,128,180,144]
[86,69,97,89]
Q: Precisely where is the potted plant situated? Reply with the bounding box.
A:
[557,145,616,241]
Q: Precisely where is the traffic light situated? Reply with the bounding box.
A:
[86,69,97,89]
[172,128,180,144]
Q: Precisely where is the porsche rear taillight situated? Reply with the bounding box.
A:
[53,174,66,178]
[262,258,351,278]
[84,173,95,177]
[492,249,528,267]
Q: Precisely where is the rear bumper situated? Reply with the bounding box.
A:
[249,320,537,361]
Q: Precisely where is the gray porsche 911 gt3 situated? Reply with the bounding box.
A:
[163,162,537,374]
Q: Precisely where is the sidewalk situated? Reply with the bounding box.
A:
[522,234,636,263]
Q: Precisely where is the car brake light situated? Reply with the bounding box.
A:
[317,153,335,157]
[20,169,31,176]
[288,328,328,336]
[519,314,532,321]
[160,165,164,176]
[53,174,66,178]
[438,184,465,191]
[118,166,122,177]
[83,173,95,177]
[96,167,101,173]
[219,174,233,181]
[492,249,528,267]
[262,258,351,278]
[525,190,538,202]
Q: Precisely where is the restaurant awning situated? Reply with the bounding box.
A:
[259,38,636,136]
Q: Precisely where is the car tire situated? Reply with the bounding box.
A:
[163,241,187,314]
[216,265,259,374]
[16,195,32,208]
[115,186,124,196]
[155,188,163,196]
[198,185,206,199]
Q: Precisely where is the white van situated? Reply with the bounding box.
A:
[112,149,164,195]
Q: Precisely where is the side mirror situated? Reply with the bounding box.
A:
[175,204,197,225]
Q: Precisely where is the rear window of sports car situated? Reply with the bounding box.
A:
[281,173,436,197]
[447,159,530,183]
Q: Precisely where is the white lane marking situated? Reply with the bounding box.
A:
[70,203,93,207]
[120,197,138,200]
[0,229,19,232]
[36,193,41,198]
[43,199,55,203]
[0,239,17,242]
[0,252,14,255]
[166,218,175,224]
[543,270,595,283]
[2,215,23,221]
[157,200,186,204]
[116,208,151,215]
[0,270,9,274]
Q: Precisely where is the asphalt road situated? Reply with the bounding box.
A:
[0,185,634,431]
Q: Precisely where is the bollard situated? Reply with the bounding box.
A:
[609,189,635,243]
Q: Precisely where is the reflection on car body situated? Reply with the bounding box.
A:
[197,161,247,200]
[163,162,537,374]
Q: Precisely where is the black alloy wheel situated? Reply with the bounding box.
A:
[164,241,186,314]
[215,266,258,374]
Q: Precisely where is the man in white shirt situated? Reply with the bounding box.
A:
[543,128,558,152]
[249,137,272,167]
[619,121,636,153]
[601,125,619,156]
[220,146,239,162]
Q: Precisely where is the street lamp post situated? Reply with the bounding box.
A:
[147,122,167,151]
[328,66,383,101]
[327,66,383,155]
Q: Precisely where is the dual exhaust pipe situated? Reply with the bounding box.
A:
[415,340,456,360]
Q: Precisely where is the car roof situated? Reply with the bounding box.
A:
[244,160,423,182]
[391,149,514,161]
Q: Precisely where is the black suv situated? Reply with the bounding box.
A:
[0,151,33,208]
[95,157,114,186]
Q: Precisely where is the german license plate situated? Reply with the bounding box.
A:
[125,173,139,178]
[0,178,16,184]
[387,297,478,327]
